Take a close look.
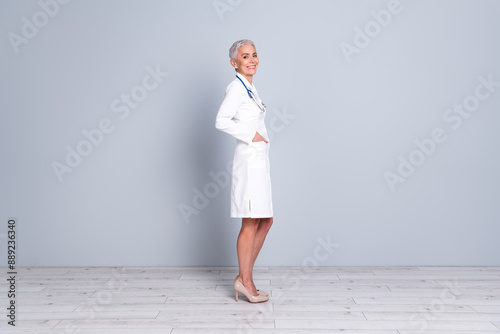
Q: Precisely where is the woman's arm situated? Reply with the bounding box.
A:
[215,82,256,144]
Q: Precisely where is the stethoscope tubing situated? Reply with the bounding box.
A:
[236,75,266,112]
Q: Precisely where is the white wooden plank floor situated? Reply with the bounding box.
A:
[0,266,499,333]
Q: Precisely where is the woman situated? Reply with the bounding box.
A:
[215,40,273,303]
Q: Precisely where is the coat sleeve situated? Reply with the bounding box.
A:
[215,82,256,144]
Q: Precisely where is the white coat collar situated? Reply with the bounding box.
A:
[236,72,255,90]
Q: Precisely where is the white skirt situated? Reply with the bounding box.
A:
[230,140,273,218]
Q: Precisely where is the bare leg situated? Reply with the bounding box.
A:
[250,217,273,269]
[236,218,260,295]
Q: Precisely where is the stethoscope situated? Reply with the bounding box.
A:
[236,75,266,112]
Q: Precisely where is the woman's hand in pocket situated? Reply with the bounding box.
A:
[252,131,269,143]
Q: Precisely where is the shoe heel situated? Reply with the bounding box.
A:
[235,289,239,302]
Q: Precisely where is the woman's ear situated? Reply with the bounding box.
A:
[230,59,237,69]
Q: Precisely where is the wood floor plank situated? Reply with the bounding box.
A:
[54,318,273,329]
[216,284,390,292]
[0,330,172,334]
[171,330,399,334]
[399,331,500,334]
[75,301,271,312]
[270,279,441,286]
[273,303,474,313]
[14,304,81,312]
[269,289,461,298]
[363,311,500,321]
[13,310,159,321]
[16,295,168,305]
[340,273,500,280]
[354,296,500,306]
[275,319,499,330]
[471,305,500,313]
[0,319,60,329]
[156,309,366,320]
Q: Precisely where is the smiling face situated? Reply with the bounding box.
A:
[230,43,259,84]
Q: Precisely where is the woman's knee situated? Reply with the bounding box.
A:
[241,218,260,232]
[260,217,273,231]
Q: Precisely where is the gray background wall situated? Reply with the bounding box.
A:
[1,0,499,267]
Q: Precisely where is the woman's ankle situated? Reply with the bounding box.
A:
[238,274,253,285]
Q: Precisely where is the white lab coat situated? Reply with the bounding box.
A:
[215,73,273,218]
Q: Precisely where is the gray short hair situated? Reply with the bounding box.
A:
[229,39,255,60]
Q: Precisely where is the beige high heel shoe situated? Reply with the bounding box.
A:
[258,289,269,297]
[234,277,269,303]
[234,275,268,297]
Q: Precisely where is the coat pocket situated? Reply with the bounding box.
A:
[248,142,267,168]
